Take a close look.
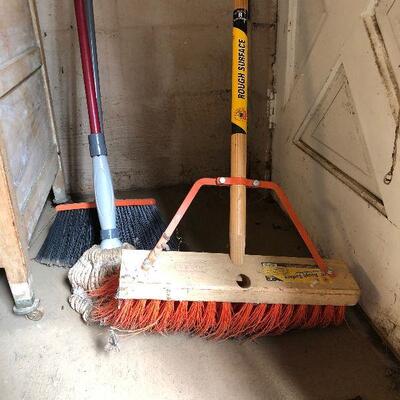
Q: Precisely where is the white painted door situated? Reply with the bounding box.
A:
[273,0,400,356]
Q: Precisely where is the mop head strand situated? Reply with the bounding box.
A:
[36,199,178,268]
[87,268,346,339]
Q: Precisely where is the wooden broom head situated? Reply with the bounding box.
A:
[117,250,360,306]
[87,249,357,338]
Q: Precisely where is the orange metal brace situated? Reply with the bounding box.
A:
[142,177,329,274]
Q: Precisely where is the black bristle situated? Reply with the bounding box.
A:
[35,204,178,268]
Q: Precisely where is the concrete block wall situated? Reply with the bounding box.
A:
[36,0,277,195]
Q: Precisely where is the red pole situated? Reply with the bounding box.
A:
[74,0,101,134]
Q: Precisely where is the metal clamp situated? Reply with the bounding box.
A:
[143,177,329,275]
[101,228,120,241]
[88,133,107,157]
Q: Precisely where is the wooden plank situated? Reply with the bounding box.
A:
[119,250,360,306]
[0,0,50,311]
[21,150,58,240]
[0,0,37,66]
[0,106,37,309]
[0,143,28,282]
[0,69,57,212]
[28,0,68,203]
[0,46,41,98]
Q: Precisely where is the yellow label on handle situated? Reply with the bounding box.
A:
[231,27,248,133]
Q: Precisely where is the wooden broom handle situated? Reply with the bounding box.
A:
[230,0,249,265]
[234,0,248,9]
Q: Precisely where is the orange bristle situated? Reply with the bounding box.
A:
[228,303,254,338]
[139,300,161,329]
[187,302,205,332]
[195,301,217,336]
[320,304,335,327]
[89,271,347,338]
[210,302,233,339]
[171,301,189,332]
[333,305,346,325]
[153,301,175,333]
[243,303,267,336]
[125,300,147,329]
[274,304,294,335]
[90,272,119,298]
[290,304,308,329]
[304,305,322,329]
[252,304,283,338]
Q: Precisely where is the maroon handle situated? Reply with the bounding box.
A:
[74,0,101,134]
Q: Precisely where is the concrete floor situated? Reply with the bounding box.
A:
[0,186,400,400]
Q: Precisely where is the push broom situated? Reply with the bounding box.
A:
[36,0,177,268]
[80,0,360,338]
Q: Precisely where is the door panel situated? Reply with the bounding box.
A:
[0,0,61,241]
[376,0,400,89]
[274,0,400,356]
[294,0,326,76]
[0,1,37,65]
[294,62,381,198]
[0,70,57,211]
[284,0,327,105]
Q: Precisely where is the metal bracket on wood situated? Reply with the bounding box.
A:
[143,177,328,274]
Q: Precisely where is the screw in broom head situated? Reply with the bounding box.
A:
[36,199,179,268]
[88,267,346,339]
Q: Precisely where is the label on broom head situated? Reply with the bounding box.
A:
[260,262,330,283]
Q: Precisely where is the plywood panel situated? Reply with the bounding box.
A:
[0,0,64,244]
[0,69,57,212]
[0,47,41,97]
[0,0,65,311]
[0,1,36,65]
[21,151,58,239]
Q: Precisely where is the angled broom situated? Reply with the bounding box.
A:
[36,0,177,268]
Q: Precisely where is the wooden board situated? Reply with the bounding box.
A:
[0,0,66,244]
[0,0,37,66]
[28,0,68,204]
[20,150,58,239]
[0,69,57,211]
[0,47,41,98]
[118,250,360,306]
[0,143,28,283]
